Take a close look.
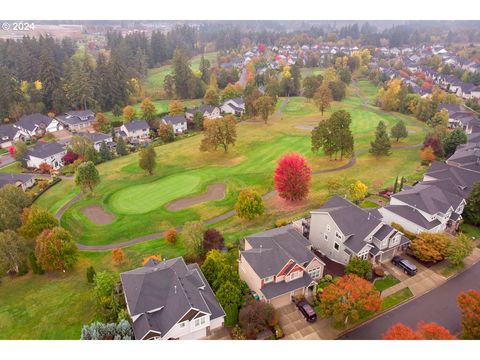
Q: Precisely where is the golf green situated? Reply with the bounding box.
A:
[109,173,202,214]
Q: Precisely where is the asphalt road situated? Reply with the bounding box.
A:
[340,261,480,339]
[0,153,15,167]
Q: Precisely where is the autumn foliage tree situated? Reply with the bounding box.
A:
[122,105,136,122]
[142,255,161,266]
[254,95,275,124]
[457,290,480,339]
[313,83,333,116]
[35,227,78,272]
[319,274,381,326]
[168,100,184,116]
[203,228,225,252]
[200,116,237,153]
[112,248,125,265]
[383,322,455,340]
[235,188,265,220]
[410,232,450,262]
[140,97,157,121]
[420,146,436,163]
[274,153,312,202]
[165,228,177,244]
[19,205,59,243]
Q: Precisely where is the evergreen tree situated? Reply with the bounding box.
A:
[172,47,195,99]
[99,141,112,162]
[116,137,128,156]
[199,54,211,83]
[38,48,60,110]
[370,121,391,157]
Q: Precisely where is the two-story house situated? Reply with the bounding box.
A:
[56,110,95,132]
[239,225,325,308]
[221,98,245,116]
[0,124,24,149]
[120,257,225,340]
[161,115,188,134]
[14,113,62,138]
[24,141,66,170]
[185,105,221,121]
[307,196,410,265]
[77,132,114,151]
[120,120,150,144]
[446,142,480,174]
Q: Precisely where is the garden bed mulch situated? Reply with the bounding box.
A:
[165,183,226,211]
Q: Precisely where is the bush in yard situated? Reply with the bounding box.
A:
[86,266,96,283]
[345,256,373,280]
[410,232,450,262]
[182,221,205,257]
[457,290,480,339]
[38,162,53,174]
[231,324,246,340]
[274,153,312,202]
[80,320,133,340]
[29,252,44,274]
[235,188,264,220]
[93,271,123,323]
[464,182,480,226]
[319,274,381,326]
[224,302,239,327]
[165,228,177,244]
[63,150,79,165]
[35,227,78,272]
[142,255,161,266]
[275,218,288,228]
[383,322,455,340]
[373,266,385,277]
[19,205,59,243]
[446,234,474,266]
[111,248,125,265]
[216,281,243,310]
[238,299,276,339]
[203,228,224,252]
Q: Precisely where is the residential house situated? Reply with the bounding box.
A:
[120,120,150,144]
[161,115,188,134]
[78,132,114,151]
[24,141,66,169]
[0,124,24,149]
[239,225,325,308]
[185,105,221,121]
[56,110,95,132]
[437,103,477,133]
[221,98,245,116]
[307,196,410,265]
[0,173,36,191]
[446,142,480,173]
[14,113,61,138]
[120,257,225,340]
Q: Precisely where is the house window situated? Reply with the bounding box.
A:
[334,242,340,251]
[358,251,368,260]
[290,271,301,280]
[335,232,342,240]
[309,268,322,279]
[264,276,274,284]
[324,234,328,241]
[326,224,331,232]
[179,321,186,329]
[194,316,206,328]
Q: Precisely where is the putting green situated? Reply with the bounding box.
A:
[109,174,202,214]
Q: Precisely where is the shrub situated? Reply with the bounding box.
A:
[142,255,161,266]
[273,324,284,339]
[38,162,53,174]
[203,228,224,252]
[111,248,125,265]
[275,218,288,228]
[80,320,134,340]
[345,256,373,280]
[86,266,96,283]
[29,252,44,274]
[231,324,246,340]
[373,266,385,277]
[165,228,177,244]
[224,302,239,327]
[410,232,450,262]
[235,188,264,220]
[391,222,415,240]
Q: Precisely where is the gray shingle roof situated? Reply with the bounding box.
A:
[426,161,480,198]
[382,205,442,230]
[0,173,35,188]
[0,124,19,142]
[120,257,224,340]
[16,113,52,132]
[26,141,65,159]
[123,119,149,132]
[261,273,314,300]
[57,110,95,126]
[78,132,111,143]
[162,115,186,125]
[242,225,316,278]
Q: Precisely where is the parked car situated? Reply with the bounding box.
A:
[295,300,317,322]
[392,256,417,276]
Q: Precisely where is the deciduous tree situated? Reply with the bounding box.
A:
[19,205,59,243]
[313,83,333,116]
[390,120,408,142]
[75,161,100,193]
[158,123,175,143]
[235,189,264,220]
[111,248,125,265]
[254,95,275,124]
[447,234,474,266]
[457,290,480,339]
[200,116,237,153]
[348,180,368,203]
[140,97,157,121]
[420,146,436,163]
[319,274,381,325]
[168,100,184,116]
[35,227,78,272]
[165,228,177,244]
[122,105,136,122]
[383,322,455,340]
[465,182,480,226]
[203,228,225,252]
[444,129,467,157]
[0,184,32,231]
[182,221,205,257]
[274,153,312,202]
[0,230,27,274]
[410,232,450,262]
[345,256,373,279]
[138,145,156,175]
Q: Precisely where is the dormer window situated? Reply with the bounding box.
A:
[264,276,274,284]
[335,231,342,240]
[290,271,301,280]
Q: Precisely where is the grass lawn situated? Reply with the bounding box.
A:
[460,223,480,240]
[4,80,429,339]
[300,67,325,78]
[359,200,380,209]
[142,52,217,96]
[374,275,400,291]
[0,161,24,173]
[381,287,414,311]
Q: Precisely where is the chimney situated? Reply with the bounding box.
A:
[174,285,177,294]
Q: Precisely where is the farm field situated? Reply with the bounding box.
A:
[0,80,429,339]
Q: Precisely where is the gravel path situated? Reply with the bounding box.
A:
[59,93,422,251]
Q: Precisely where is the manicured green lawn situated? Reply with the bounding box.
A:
[0,161,24,173]
[381,287,414,310]
[359,200,380,209]
[374,275,400,291]
[300,67,325,78]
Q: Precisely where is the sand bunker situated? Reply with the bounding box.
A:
[166,183,226,211]
[295,124,316,130]
[81,205,115,225]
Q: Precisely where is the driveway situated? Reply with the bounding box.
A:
[381,255,445,297]
[278,304,340,340]
[0,152,15,168]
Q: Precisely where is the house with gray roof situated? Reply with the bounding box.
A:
[239,225,325,308]
[446,142,480,174]
[161,115,187,133]
[24,141,66,170]
[77,132,114,151]
[14,113,62,138]
[0,173,36,191]
[185,105,221,121]
[120,257,224,340]
[307,196,409,265]
[120,120,150,144]
[56,110,95,132]
[0,124,24,149]
[221,97,245,116]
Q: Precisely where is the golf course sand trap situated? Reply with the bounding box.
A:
[166,183,226,211]
[81,205,115,225]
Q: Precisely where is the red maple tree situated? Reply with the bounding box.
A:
[274,153,312,202]
[383,322,455,340]
[457,290,480,339]
[319,274,381,326]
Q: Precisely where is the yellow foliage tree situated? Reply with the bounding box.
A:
[122,105,136,122]
[142,255,162,266]
[348,180,368,203]
[169,100,184,116]
[378,79,402,111]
